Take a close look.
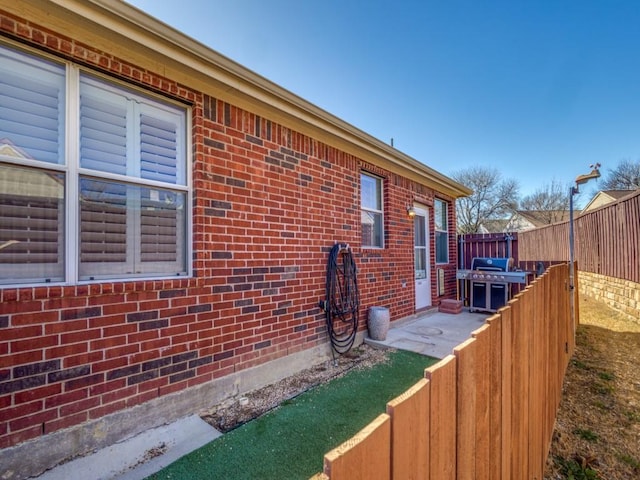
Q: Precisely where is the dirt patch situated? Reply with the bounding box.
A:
[201,344,391,433]
[544,294,640,479]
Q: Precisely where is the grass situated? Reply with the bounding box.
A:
[573,428,598,443]
[616,452,640,472]
[592,382,614,395]
[546,294,640,479]
[597,371,614,382]
[555,455,600,480]
[624,409,640,423]
[572,358,591,371]
[147,349,437,480]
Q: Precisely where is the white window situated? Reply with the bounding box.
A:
[0,43,189,285]
[434,199,449,264]
[361,172,383,248]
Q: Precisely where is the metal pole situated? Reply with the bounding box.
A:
[568,187,576,334]
[568,164,600,339]
[505,233,513,260]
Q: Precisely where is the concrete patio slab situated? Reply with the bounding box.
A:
[365,308,489,359]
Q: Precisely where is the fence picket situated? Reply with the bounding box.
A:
[509,297,529,479]
[386,379,430,479]
[500,306,513,480]
[529,278,544,479]
[426,355,457,480]
[486,315,503,480]
[471,324,491,479]
[454,338,477,480]
[323,414,391,480]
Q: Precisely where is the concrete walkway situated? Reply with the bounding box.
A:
[36,415,220,480]
[365,308,490,359]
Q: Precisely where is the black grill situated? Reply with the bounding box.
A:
[457,257,531,313]
[459,257,510,313]
[470,257,510,272]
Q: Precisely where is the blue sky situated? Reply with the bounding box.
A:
[127,0,640,198]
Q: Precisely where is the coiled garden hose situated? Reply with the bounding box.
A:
[321,243,360,357]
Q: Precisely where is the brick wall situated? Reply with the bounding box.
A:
[0,10,458,451]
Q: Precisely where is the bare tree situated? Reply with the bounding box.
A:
[600,158,640,190]
[451,166,519,234]
[520,180,571,224]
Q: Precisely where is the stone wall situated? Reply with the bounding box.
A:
[578,271,640,325]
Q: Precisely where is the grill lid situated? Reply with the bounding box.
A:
[471,257,510,272]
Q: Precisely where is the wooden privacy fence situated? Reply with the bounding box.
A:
[458,233,518,270]
[458,232,555,276]
[311,264,573,480]
[519,189,640,284]
[457,233,550,302]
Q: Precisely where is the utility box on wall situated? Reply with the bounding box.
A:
[437,268,445,296]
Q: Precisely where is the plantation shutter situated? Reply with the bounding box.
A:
[0,165,65,283]
[0,46,65,165]
[141,189,180,263]
[140,109,182,184]
[79,84,128,175]
[79,179,127,267]
[0,46,65,284]
[78,77,186,278]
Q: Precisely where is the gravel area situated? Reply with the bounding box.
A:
[201,344,391,433]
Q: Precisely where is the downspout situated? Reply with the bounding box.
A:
[458,235,465,303]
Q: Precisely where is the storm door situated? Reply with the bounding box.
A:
[414,206,431,309]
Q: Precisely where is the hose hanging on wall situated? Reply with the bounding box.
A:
[321,243,360,357]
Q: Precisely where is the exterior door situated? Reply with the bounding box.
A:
[414,206,431,309]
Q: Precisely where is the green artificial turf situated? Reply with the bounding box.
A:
[147,349,437,480]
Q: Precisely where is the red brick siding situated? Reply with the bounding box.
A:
[0,10,459,449]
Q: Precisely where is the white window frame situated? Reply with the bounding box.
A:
[434,198,449,264]
[360,172,384,248]
[0,42,192,286]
